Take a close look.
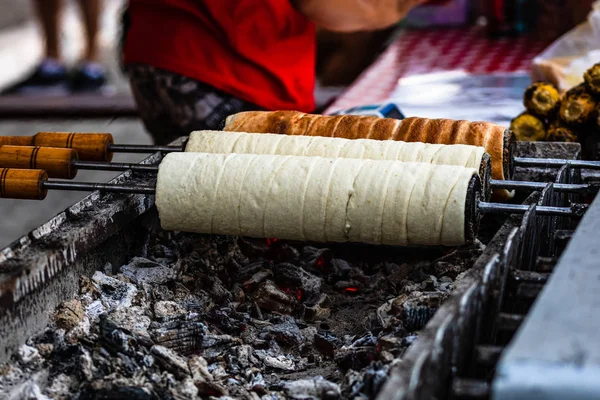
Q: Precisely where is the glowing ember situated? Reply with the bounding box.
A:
[280,286,303,301]
[344,287,359,294]
[266,238,278,246]
[316,256,325,268]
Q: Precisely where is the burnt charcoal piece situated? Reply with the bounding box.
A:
[335,346,378,372]
[236,260,273,283]
[206,308,249,334]
[101,327,138,356]
[351,333,378,348]
[153,300,186,321]
[149,243,177,261]
[92,271,138,310]
[179,291,212,312]
[120,257,177,285]
[54,299,85,331]
[225,344,257,373]
[263,319,304,347]
[273,262,323,298]
[282,377,341,399]
[242,270,273,292]
[81,380,158,400]
[151,285,174,302]
[237,237,271,258]
[304,293,332,322]
[150,345,190,378]
[328,258,352,281]
[384,262,412,286]
[254,280,298,314]
[314,331,342,358]
[267,242,301,263]
[392,292,446,332]
[408,263,432,283]
[254,349,297,371]
[201,334,239,349]
[377,334,405,352]
[202,276,232,304]
[148,316,207,355]
[101,308,152,347]
[343,361,389,399]
[333,280,365,293]
[432,261,463,280]
[301,246,333,272]
[99,314,142,354]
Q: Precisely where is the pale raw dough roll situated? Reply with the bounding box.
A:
[156,152,479,246]
[185,130,485,170]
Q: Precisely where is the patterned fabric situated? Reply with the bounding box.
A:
[127,64,262,145]
[325,27,550,114]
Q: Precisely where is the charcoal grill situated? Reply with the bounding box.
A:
[0,139,597,399]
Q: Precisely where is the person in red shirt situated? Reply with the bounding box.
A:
[122,0,425,145]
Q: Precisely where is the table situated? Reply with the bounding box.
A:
[326,27,551,114]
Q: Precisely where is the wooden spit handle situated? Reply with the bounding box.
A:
[34,132,114,162]
[0,136,35,147]
[0,168,48,200]
[0,146,78,179]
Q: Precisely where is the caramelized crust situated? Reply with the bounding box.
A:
[224,111,513,200]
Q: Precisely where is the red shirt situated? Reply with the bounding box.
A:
[124,0,316,112]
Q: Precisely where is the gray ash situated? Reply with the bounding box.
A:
[0,232,483,399]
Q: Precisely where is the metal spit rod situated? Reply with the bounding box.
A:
[44,180,156,195]
[72,160,159,173]
[0,168,588,218]
[46,181,600,200]
[40,184,592,217]
[107,143,182,153]
[490,179,600,195]
[477,201,588,217]
[0,145,599,196]
[3,132,600,170]
[513,156,600,170]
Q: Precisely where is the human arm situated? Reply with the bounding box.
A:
[290,0,427,32]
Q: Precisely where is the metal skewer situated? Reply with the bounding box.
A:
[0,145,597,196]
[513,157,600,170]
[71,160,159,173]
[0,168,588,220]
[107,143,182,153]
[37,179,593,217]
[3,132,600,173]
[43,180,156,195]
[490,179,600,196]
[477,201,588,217]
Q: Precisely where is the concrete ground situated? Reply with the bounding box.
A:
[0,0,152,248]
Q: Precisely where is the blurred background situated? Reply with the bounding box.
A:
[0,0,594,247]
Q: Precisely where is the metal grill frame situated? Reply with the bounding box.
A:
[376,161,581,400]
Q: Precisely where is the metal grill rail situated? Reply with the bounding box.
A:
[376,164,583,400]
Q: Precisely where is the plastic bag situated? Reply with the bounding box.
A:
[532,1,600,92]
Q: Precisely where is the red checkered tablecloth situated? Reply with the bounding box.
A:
[326,27,551,113]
